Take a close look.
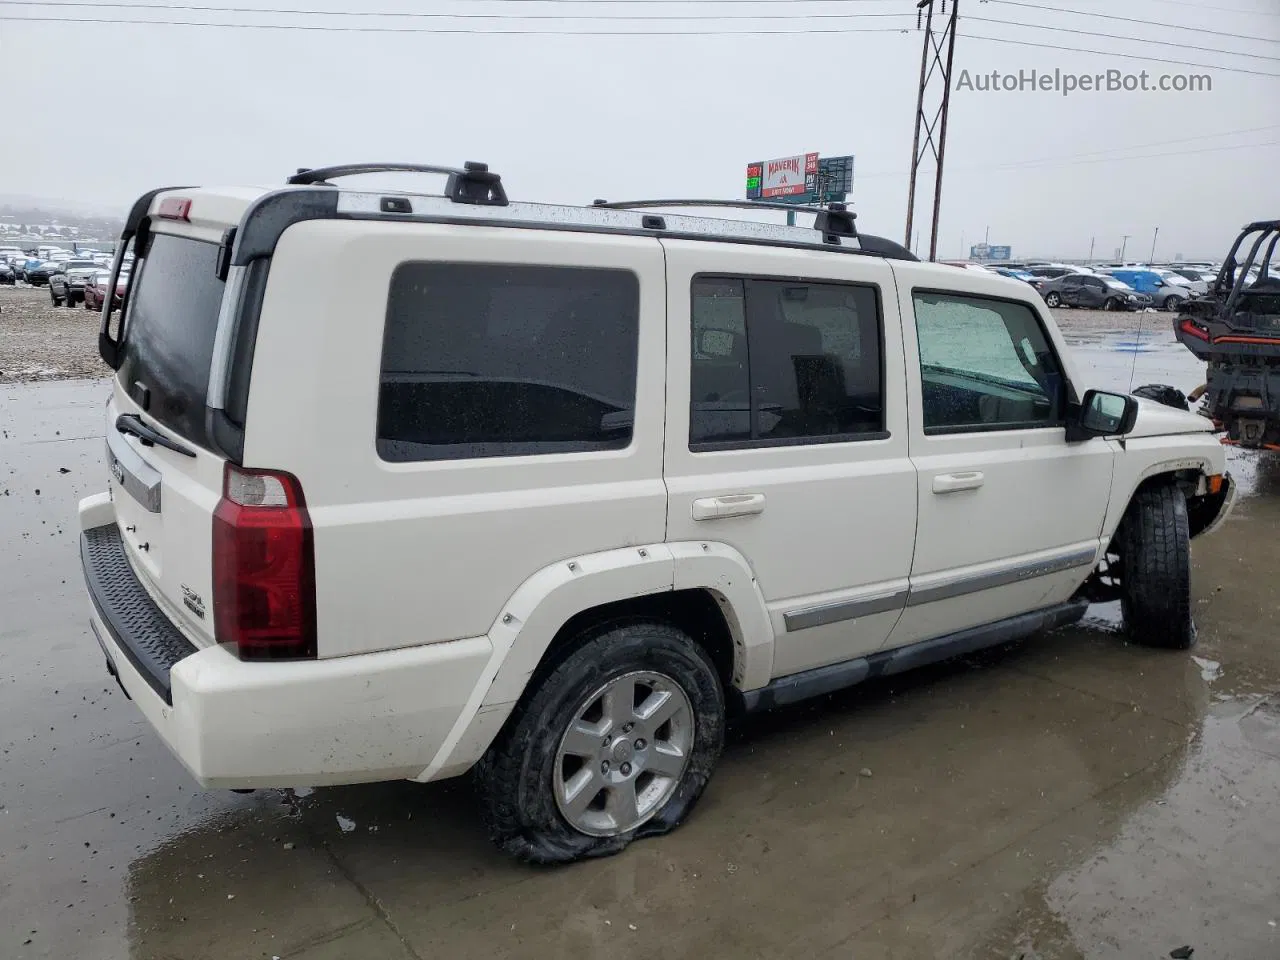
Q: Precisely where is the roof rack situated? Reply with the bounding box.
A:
[593,198,858,242]
[287,161,508,207]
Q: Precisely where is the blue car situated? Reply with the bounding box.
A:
[1104,270,1193,311]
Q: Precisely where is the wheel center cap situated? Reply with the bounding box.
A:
[610,738,634,763]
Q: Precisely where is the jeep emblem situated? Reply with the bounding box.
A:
[110,458,125,485]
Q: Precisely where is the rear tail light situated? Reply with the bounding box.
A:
[1179,318,1210,342]
[212,464,317,660]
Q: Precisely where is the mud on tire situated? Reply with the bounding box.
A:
[1119,483,1194,649]
[474,621,725,864]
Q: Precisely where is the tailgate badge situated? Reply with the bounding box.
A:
[110,457,125,485]
[181,584,206,620]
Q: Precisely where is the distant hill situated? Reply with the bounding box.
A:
[0,202,123,247]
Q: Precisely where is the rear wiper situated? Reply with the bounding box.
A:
[115,414,196,458]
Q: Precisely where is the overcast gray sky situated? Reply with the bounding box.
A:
[2,0,1278,259]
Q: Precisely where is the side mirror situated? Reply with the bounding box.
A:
[1067,389,1139,442]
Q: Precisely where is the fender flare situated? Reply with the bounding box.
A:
[415,540,773,782]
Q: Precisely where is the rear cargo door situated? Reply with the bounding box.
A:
[106,226,231,647]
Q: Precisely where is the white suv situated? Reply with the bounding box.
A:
[79,162,1236,863]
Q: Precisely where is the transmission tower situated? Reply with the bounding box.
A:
[904,0,961,262]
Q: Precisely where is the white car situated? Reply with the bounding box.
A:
[78,163,1237,863]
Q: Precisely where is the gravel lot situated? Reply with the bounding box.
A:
[0,281,1173,387]
[0,285,106,383]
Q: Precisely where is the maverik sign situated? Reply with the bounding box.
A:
[749,152,819,199]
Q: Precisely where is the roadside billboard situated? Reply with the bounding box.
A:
[969,244,1011,261]
[746,153,852,204]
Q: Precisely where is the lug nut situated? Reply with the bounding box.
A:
[634,739,647,750]
[601,760,610,774]
[620,762,632,776]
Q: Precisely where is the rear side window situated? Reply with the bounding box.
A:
[116,233,226,447]
[690,276,884,449]
[377,263,640,462]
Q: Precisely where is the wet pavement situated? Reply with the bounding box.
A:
[3,316,1279,959]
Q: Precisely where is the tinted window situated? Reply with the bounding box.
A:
[913,291,1064,433]
[378,263,639,462]
[116,233,226,447]
[691,276,884,448]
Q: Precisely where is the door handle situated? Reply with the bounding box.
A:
[692,493,767,521]
[932,471,985,494]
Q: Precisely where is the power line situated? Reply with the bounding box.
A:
[981,0,1279,43]
[962,31,1280,78]
[0,0,917,19]
[0,13,920,33]
[969,15,1280,63]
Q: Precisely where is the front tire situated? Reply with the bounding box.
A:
[1164,295,1183,311]
[1044,291,1062,307]
[1119,484,1194,649]
[1103,297,1120,311]
[475,621,725,864]
[50,289,61,306]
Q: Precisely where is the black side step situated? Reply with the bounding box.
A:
[741,599,1088,713]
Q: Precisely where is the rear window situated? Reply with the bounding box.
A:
[377,262,639,462]
[116,232,226,447]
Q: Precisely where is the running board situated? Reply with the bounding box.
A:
[741,599,1089,713]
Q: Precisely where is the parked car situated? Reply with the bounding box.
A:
[1104,269,1193,310]
[992,267,1048,294]
[0,260,14,285]
[24,260,64,286]
[1149,267,1207,296]
[1039,273,1147,311]
[82,270,129,311]
[79,166,1235,863]
[48,258,101,306]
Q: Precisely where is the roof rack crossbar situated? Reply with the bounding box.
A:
[288,162,508,207]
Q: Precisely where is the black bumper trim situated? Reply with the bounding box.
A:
[81,524,198,705]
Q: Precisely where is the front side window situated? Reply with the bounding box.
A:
[378,263,640,462]
[690,276,884,448]
[912,291,1065,433]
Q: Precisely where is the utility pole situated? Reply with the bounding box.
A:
[984,224,990,244]
[1088,236,1095,264]
[1120,234,1130,262]
[904,0,961,262]
[1148,226,1159,263]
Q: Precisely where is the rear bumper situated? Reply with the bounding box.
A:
[79,498,493,788]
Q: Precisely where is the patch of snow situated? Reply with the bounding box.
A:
[336,814,356,833]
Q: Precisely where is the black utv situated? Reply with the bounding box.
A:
[1173,219,1280,449]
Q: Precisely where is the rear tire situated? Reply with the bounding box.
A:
[474,621,725,864]
[1164,295,1182,311]
[1045,292,1062,307]
[1119,484,1194,649]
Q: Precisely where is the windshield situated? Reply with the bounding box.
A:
[1104,279,1133,291]
[116,232,226,447]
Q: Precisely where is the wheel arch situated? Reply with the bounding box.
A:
[1102,449,1224,545]
[414,541,773,782]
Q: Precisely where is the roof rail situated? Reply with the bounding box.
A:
[592,198,857,243]
[287,161,508,206]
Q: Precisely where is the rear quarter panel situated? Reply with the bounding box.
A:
[242,220,669,658]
